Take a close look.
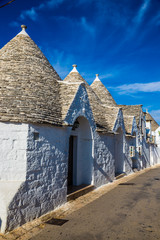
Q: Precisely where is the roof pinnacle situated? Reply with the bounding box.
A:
[94,74,100,82]
[70,64,79,73]
[21,25,27,31]
[17,24,29,37]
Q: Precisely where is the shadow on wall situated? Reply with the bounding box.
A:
[151,146,160,165]
[124,154,132,173]
[94,161,113,183]
[143,149,150,168]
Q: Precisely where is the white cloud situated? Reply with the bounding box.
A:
[134,0,151,24]
[47,0,64,8]
[113,81,160,94]
[150,109,160,123]
[20,7,38,21]
[9,21,19,27]
[45,48,75,79]
[80,17,95,35]
[100,73,113,79]
[18,0,65,22]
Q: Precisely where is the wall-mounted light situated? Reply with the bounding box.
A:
[72,120,79,130]
[34,132,39,141]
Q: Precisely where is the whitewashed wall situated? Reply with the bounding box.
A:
[0,123,28,181]
[142,138,150,168]
[124,137,134,174]
[93,133,115,187]
[150,144,160,165]
[0,123,28,233]
[5,124,69,232]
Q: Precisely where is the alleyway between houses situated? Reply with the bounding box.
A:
[1,165,160,240]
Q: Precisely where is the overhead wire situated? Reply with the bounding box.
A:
[0,0,15,8]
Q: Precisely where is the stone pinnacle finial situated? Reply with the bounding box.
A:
[21,25,27,31]
[72,64,77,68]
[17,25,29,36]
[95,74,100,81]
[70,64,78,73]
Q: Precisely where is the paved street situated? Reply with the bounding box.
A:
[30,167,160,240]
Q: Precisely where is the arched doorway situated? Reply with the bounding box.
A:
[115,127,124,176]
[67,116,93,193]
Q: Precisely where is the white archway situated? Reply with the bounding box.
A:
[67,116,93,192]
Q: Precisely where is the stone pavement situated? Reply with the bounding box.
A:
[0,165,160,240]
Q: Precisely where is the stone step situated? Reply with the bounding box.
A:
[67,185,95,201]
[115,172,126,180]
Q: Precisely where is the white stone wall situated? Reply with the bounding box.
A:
[142,138,150,168]
[0,123,28,181]
[124,137,133,174]
[150,144,160,165]
[93,133,115,187]
[0,122,28,233]
[5,124,69,232]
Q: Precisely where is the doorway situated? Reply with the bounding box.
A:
[67,135,77,188]
[115,128,124,176]
[67,117,93,194]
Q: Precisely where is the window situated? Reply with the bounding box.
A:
[129,146,135,157]
[138,145,142,156]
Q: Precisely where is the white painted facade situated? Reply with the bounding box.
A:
[0,123,28,233]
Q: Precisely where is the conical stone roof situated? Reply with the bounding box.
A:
[0,25,62,125]
[64,64,88,84]
[118,105,142,126]
[64,66,118,132]
[91,74,117,107]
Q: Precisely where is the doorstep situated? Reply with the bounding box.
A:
[115,172,126,180]
[67,185,95,201]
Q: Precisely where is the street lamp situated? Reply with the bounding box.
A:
[0,0,15,8]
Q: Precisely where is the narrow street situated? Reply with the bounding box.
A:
[30,166,160,240]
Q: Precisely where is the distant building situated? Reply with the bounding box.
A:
[0,25,159,233]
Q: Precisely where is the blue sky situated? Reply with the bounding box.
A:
[0,0,160,124]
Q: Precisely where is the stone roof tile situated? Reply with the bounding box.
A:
[118,105,142,126]
[91,75,117,107]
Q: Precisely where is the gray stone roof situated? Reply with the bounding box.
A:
[0,27,62,125]
[64,68,118,132]
[123,115,134,134]
[145,112,159,131]
[91,75,117,107]
[118,105,142,126]
[59,81,80,121]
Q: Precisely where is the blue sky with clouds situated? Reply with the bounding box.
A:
[0,0,160,123]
